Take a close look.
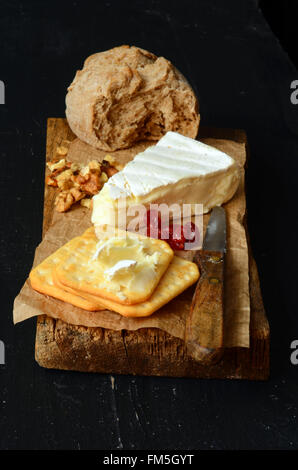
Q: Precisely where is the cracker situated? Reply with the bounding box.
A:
[51,267,105,310]
[56,229,174,305]
[29,235,104,311]
[55,256,199,318]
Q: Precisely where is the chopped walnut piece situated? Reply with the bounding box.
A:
[54,191,74,212]
[99,172,108,184]
[80,172,102,195]
[80,165,90,176]
[45,175,58,187]
[103,154,124,171]
[56,169,74,190]
[47,158,66,172]
[103,154,116,166]
[54,188,85,213]
[70,162,81,173]
[80,198,92,209]
[88,160,101,173]
[73,174,86,185]
[69,187,85,202]
[52,167,65,178]
[104,166,118,178]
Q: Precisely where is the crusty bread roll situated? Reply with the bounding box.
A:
[65,45,200,151]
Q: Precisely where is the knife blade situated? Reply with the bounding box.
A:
[203,206,226,253]
[185,206,226,364]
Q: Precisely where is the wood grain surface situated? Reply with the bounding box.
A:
[35,119,270,380]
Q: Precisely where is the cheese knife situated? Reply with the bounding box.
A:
[185,206,226,364]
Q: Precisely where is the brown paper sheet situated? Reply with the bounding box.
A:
[13,134,250,348]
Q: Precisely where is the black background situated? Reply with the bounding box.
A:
[1,0,298,450]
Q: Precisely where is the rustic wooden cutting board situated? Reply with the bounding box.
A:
[35,119,269,380]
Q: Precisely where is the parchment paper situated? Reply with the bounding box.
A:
[13,136,250,348]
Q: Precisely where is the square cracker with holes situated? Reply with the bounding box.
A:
[53,256,199,318]
[29,236,104,312]
[55,227,174,305]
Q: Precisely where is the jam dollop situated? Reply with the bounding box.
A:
[145,210,199,251]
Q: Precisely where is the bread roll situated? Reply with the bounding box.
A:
[66,45,200,151]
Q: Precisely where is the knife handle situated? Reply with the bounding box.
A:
[185,250,224,364]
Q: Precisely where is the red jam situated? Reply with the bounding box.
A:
[145,210,199,251]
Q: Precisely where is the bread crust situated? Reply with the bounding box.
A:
[66,45,200,151]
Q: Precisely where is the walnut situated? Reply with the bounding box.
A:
[54,191,74,212]
[46,151,114,212]
[54,188,85,212]
[104,166,118,178]
[80,172,102,195]
[69,187,85,202]
[88,160,101,173]
[103,154,116,166]
[99,172,108,184]
[56,169,74,190]
[80,165,90,176]
[70,162,81,173]
[47,158,66,172]
[103,154,124,171]
[73,174,87,186]
[45,175,58,187]
[80,198,92,209]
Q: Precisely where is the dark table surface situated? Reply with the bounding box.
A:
[1,0,298,450]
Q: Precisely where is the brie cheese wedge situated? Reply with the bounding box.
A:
[92,131,240,229]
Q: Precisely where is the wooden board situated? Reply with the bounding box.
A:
[35,119,270,380]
